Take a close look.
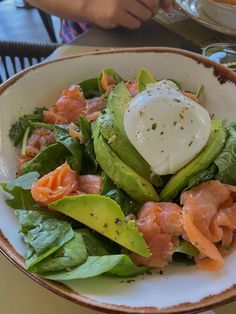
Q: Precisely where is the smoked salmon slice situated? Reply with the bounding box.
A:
[86,96,106,122]
[17,154,31,176]
[181,91,199,103]
[100,72,116,93]
[44,85,87,124]
[126,80,138,97]
[43,85,106,124]
[17,128,55,176]
[182,180,236,271]
[31,163,103,206]
[183,212,224,271]
[131,201,183,268]
[25,128,55,158]
[69,123,84,143]
[86,96,105,115]
[77,175,103,195]
[31,162,78,205]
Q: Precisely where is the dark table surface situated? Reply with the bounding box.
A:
[71,20,201,54]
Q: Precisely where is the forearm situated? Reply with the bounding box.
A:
[27,0,89,22]
[27,0,172,29]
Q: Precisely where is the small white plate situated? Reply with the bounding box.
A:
[201,0,236,31]
[175,0,236,37]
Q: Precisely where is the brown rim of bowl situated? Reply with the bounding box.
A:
[1,47,236,314]
[175,1,236,38]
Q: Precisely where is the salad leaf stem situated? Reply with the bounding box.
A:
[196,85,204,99]
[21,127,31,157]
[30,121,56,131]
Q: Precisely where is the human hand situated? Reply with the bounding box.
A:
[84,0,172,30]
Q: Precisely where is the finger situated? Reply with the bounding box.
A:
[126,0,152,22]
[139,0,159,10]
[119,11,142,30]
[150,3,160,16]
[139,0,160,15]
[160,0,172,10]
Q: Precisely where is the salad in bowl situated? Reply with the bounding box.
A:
[1,48,236,313]
[2,65,236,279]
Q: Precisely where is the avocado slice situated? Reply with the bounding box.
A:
[137,68,156,92]
[50,194,150,257]
[99,82,162,187]
[160,120,227,201]
[93,122,159,203]
[106,81,131,127]
[98,68,123,93]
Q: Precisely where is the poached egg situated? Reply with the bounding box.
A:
[124,80,211,175]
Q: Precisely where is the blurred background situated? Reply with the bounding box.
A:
[0,0,60,42]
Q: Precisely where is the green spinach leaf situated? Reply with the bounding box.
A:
[59,137,82,173]
[172,253,195,266]
[30,232,87,274]
[105,189,140,215]
[43,254,148,280]
[9,107,46,147]
[175,240,199,257]
[173,240,199,266]
[78,116,98,174]
[21,143,69,176]
[1,183,36,210]
[184,165,217,191]
[214,122,236,184]
[183,123,236,189]
[101,173,140,215]
[108,255,148,277]
[15,210,74,270]
[77,228,109,256]
[1,172,40,210]
[7,172,40,190]
[31,123,83,173]
[100,172,116,194]
[79,78,101,99]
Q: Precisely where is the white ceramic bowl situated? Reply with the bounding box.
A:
[201,0,236,30]
[1,48,236,314]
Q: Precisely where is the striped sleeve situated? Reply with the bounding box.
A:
[60,20,93,43]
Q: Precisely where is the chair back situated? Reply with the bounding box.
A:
[0,40,60,83]
[37,9,58,43]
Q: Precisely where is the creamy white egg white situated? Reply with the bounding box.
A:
[124,80,211,175]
